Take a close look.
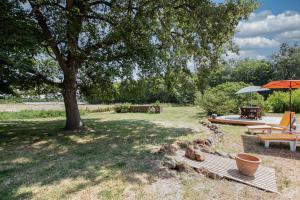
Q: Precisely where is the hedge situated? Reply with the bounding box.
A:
[198,82,267,115]
[114,104,161,113]
[267,90,300,113]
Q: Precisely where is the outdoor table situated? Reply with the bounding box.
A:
[240,106,262,120]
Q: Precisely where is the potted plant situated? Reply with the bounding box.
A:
[235,153,261,176]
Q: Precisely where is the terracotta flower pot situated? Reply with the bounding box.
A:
[235,153,261,176]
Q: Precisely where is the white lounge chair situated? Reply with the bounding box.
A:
[247,111,296,134]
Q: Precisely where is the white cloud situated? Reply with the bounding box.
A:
[228,10,300,61]
[237,11,300,37]
[223,50,266,61]
[234,36,279,48]
[275,30,300,41]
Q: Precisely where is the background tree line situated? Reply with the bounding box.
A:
[1,1,299,127]
[1,0,257,129]
[2,42,299,106]
[81,43,300,104]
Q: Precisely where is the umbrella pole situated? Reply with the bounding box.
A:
[289,82,292,132]
[251,93,252,107]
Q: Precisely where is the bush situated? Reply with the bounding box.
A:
[174,75,197,104]
[85,107,111,113]
[153,100,160,107]
[113,104,161,113]
[113,104,132,113]
[199,82,266,115]
[267,90,300,113]
[147,106,156,114]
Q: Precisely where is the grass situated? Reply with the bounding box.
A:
[0,106,113,120]
[0,105,299,199]
[0,110,85,120]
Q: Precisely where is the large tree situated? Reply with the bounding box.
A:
[4,0,257,130]
[232,59,273,85]
[271,43,300,80]
[0,1,61,95]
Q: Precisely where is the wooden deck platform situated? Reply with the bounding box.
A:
[208,115,281,126]
[174,150,278,193]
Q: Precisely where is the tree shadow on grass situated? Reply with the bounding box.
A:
[241,135,300,160]
[0,119,195,199]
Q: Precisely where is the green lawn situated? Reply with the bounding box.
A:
[0,106,299,199]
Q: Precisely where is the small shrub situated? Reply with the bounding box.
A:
[267,89,300,113]
[113,104,131,113]
[154,100,160,107]
[199,82,266,115]
[194,92,203,106]
[147,106,156,114]
[88,107,111,113]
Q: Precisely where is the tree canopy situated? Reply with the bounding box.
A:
[1,0,257,129]
[271,43,300,80]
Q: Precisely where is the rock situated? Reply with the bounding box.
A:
[195,167,220,179]
[204,138,213,146]
[175,162,194,173]
[207,172,221,180]
[193,138,205,145]
[158,143,178,155]
[201,146,211,153]
[194,151,205,161]
[215,131,224,137]
[175,140,191,149]
[210,127,217,131]
[195,167,209,175]
[185,146,205,162]
[202,122,207,126]
[194,168,203,174]
[196,167,220,179]
[213,124,219,129]
[185,145,196,160]
[163,159,177,169]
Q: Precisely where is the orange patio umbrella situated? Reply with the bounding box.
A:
[262,80,300,132]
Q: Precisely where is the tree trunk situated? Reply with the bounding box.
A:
[63,68,83,130]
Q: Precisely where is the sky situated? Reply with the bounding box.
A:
[218,0,300,60]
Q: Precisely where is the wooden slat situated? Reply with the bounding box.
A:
[174,150,278,193]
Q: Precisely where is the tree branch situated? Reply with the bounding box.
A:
[29,1,67,71]
[81,38,117,58]
[78,13,115,25]
[39,1,65,10]
[88,0,112,7]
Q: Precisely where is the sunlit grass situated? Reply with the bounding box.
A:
[0,106,113,120]
[0,106,203,199]
[0,110,83,120]
[0,106,298,199]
